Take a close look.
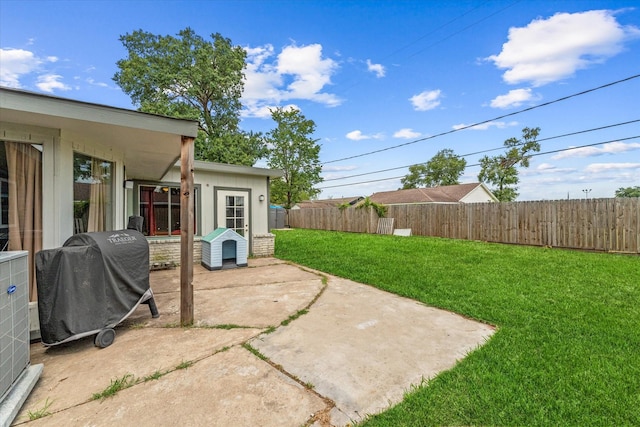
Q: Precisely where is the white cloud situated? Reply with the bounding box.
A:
[0,48,42,87]
[452,120,518,131]
[277,44,339,100]
[36,74,70,92]
[242,42,341,117]
[487,10,640,86]
[0,48,67,91]
[552,141,640,159]
[490,88,539,108]
[366,59,385,78]
[86,78,109,88]
[584,163,640,173]
[410,89,441,111]
[244,103,301,120]
[345,130,383,141]
[521,163,576,175]
[393,128,422,139]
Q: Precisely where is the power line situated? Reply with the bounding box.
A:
[378,1,493,61]
[318,135,640,190]
[338,1,515,95]
[322,119,640,182]
[406,1,522,59]
[322,73,640,165]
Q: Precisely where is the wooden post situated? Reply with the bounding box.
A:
[180,136,194,326]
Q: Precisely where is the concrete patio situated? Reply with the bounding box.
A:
[12,258,494,426]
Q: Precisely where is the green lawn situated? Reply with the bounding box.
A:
[273,229,640,426]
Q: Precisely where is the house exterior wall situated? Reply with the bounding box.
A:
[160,166,271,254]
[0,122,127,250]
[3,116,275,275]
[146,233,275,266]
[2,122,127,341]
[148,238,202,267]
[134,164,275,261]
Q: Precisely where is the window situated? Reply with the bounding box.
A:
[225,195,245,237]
[73,153,113,233]
[139,185,197,236]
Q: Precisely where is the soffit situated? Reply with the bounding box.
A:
[0,88,199,181]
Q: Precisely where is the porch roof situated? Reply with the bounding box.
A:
[0,87,199,180]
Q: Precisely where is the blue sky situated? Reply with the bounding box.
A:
[1,0,639,200]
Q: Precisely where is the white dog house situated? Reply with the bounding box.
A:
[201,228,248,270]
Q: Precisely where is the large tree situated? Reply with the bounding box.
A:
[615,186,640,197]
[478,127,541,202]
[266,108,323,209]
[401,148,466,189]
[113,27,267,165]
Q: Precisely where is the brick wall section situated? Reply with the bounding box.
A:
[147,233,275,266]
[252,233,275,257]
[148,238,202,267]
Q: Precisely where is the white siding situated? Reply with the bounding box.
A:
[162,167,271,237]
[0,122,126,249]
[460,185,497,203]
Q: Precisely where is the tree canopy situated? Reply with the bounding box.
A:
[615,186,640,197]
[266,108,323,209]
[113,27,267,166]
[478,127,541,202]
[401,149,466,189]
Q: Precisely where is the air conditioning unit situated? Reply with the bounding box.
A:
[0,251,42,426]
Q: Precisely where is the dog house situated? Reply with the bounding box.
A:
[201,228,248,270]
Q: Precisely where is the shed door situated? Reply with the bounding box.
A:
[216,190,249,257]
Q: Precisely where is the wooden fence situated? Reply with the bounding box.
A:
[288,198,640,254]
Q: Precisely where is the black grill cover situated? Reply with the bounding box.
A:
[36,229,152,346]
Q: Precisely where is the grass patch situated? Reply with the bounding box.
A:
[162,322,180,328]
[281,309,309,326]
[162,322,251,330]
[242,343,268,361]
[274,229,640,426]
[27,398,53,420]
[128,322,146,329]
[91,374,136,401]
[210,324,250,330]
[143,370,164,382]
[175,360,193,370]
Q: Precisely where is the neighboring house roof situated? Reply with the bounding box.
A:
[369,183,498,205]
[0,87,199,181]
[292,196,364,209]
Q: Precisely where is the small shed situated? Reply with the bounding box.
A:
[201,228,248,270]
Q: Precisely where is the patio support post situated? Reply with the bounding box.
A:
[180,135,195,326]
